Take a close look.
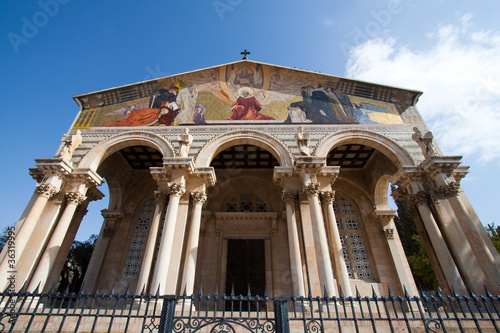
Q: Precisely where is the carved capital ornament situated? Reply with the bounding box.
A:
[66,192,87,205]
[168,184,186,197]
[408,191,429,206]
[302,183,320,198]
[319,191,336,204]
[191,191,207,204]
[437,182,460,198]
[281,190,297,204]
[36,183,59,199]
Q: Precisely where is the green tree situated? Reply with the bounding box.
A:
[486,223,500,254]
[56,234,97,293]
[0,224,15,253]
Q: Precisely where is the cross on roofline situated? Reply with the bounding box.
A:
[241,49,250,60]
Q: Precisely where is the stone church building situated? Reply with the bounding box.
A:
[2,60,499,300]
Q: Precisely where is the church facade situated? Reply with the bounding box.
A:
[3,60,499,300]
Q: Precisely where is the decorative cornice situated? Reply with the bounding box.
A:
[35,158,73,177]
[281,190,297,204]
[169,183,186,197]
[193,167,217,187]
[302,183,320,198]
[191,191,207,204]
[294,156,326,174]
[163,157,195,173]
[319,191,336,204]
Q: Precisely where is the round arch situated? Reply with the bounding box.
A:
[194,130,294,168]
[374,174,393,210]
[315,130,416,168]
[77,131,176,171]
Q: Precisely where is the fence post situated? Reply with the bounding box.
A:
[274,298,290,333]
[158,298,176,333]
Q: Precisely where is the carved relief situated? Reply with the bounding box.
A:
[169,183,186,197]
[65,192,87,205]
[437,182,460,198]
[35,183,59,199]
[154,190,169,204]
[302,183,320,198]
[384,228,394,239]
[319,191,336,204]
[281,190,297,204]
[408,191,429,206]
[191,191,208,204]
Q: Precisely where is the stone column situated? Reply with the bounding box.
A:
[438,182,500,293]
[29,187,87,291]
[181,191,207,296]
[376,210,419,296]
[150,183,186,295]
[303,183,337,297]
[281,190,306,298]
[0,181,61,285]
[82,210,123,293]
[408,187,467,295]
[135,191,168,295]
[320,191,352,297]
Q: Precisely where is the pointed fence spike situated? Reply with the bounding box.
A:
[291,288,295,299]
[214,285,219,297]
[308,289,312,299]
[247,283,251,297]
[199,283,203,296]
[124,284,130,296]
[231,284,235,297]
[339,285,344,299]
[436,287,443,297]
[48,283,56,294]
[371,286,378,298]
[95,285,100,295]
[452,286,459,297]
[467,286,476,297]
[33,282,41,294]
[404,286,410,298]
[78,283,86,295]
[155,284,160,297]
[109,283,115,295]
[484,285,493,297]
[388,285,393,298]
[19,281,27,293]
[323,285,329,299]
[264,284,268,298]
[356,286,361,298]
[140,284,145,296]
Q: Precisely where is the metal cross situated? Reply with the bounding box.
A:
[241,49,250,60]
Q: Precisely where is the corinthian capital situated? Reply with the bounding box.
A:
[281,190,297,204]
[36,183,59,199]
[320,191,336,204]
[437,182,460,198]
[408,191,429,206]
[66,192,87,205]
[169,184,186,197]
[302,183,320,198]
[191,191,207,204]
[154,190,169,204]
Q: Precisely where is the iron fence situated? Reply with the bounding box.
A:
[1,287,499,332]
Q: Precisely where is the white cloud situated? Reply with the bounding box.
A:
[323,17,335,26]
[345,16,500,164]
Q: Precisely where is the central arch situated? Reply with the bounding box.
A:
[194,130,293,168]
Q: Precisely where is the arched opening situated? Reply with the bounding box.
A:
[52,143,166,294]
[194,143,287,297]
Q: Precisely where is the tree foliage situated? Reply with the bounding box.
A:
[56,234,97,293]
[486,223,500,254]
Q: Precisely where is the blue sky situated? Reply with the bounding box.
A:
[1,0,499,240]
